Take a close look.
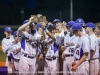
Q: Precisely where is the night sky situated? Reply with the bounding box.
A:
[0,0,100,25]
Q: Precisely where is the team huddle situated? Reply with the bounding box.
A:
[1,16,100,75]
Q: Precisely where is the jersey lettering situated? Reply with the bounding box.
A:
[69,48,74,53]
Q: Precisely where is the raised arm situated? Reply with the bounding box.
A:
[18,17,34,36]
[44,28,56,41]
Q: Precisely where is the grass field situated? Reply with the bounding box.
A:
[0,50,6,62]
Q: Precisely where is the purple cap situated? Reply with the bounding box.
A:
[23,20,29,24]
[66,21,75,27]
[13,31,18,37]
[36,23,42,29]
[53,19,61,24]
[4,27,12,32]
[76,18,84,24]
[48,24,56,29]
[72,23,82,30]
[86,22,95,29]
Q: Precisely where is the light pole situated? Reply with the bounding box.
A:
[70,0,73,20]
[60,11,62,21]
[20,8,25,24]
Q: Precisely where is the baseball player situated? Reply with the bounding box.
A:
[71,23,90,75]
[8,31,21,75]
[44,19,65,75]
[1,27,14,74]
[95,25,100,51]
[85,22,99,75]
[76,18,86,35]
[95,25,100,75]
[44,24,59,75]
[45,19,64,44]
[34,22,46,75]
[18,17,37,75]
[61,21,79,75]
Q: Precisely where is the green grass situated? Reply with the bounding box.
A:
[0,50,6,62]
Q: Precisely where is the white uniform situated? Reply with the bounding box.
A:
[34,31,44,75]
[34,31,43,55]
[89,33,99,75]
[73,35,90,75]
[44,37,59,75]
[63,33,79,75]
[19,31,37,75]
[97,36,100,74]
[8,42,21,71]
[2,36,14,73]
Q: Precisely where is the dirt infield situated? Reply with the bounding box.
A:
[0,46,5,66]
[0,62,5,66]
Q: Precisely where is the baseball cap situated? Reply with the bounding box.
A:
[72,23,82,30]
[85,22,95,29]
[76,18,84,24]
[66,21,75,27]
[13,31,18,37]
[48,24,56,29]
[4,27,12,32]
[53,19,61,24]
[23,20,29,24]
[36,23,42,29]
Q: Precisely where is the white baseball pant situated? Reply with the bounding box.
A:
[89,58,99,75]
[19,55,37,75]
[71,61,89,75]
[63,56,75,75]
[44,58,59,75]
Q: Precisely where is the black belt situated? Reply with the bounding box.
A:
[14,59,20,62]
[75,58,88,61]
[91,58,99,60]
[65,54,73,57]
[46,57,56,61]
[24,54,35,59]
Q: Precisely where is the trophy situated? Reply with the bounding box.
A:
[31,14,47,23]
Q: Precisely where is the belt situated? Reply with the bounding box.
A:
[75,58,88,61]
[91,58,99,60]
[46,57,56,61]
[24,54,35,59]
[14,59,20,62]
[65,54,73,57]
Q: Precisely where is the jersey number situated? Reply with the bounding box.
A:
[76,50,79,55]
[69,48,74,53]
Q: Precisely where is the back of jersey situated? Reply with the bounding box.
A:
[89,34,99,58]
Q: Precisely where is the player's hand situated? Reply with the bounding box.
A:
[29,17,34,22]
[44,48,48,54]
[9,62,14,68]
[72,61,76,67]
[41,22,46,28]
[62,21,66,25]
[60,46,66,51]
[71,64,78,71]
[39,54,43,60]
[48,22,52,25]
[66,42,71,46]
[5,50,8,55]
[70,43,75,46]
[62,53,65,59]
